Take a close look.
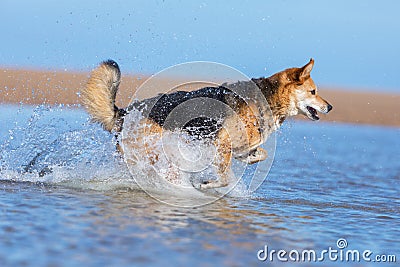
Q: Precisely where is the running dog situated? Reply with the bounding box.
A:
[81,59,332,189]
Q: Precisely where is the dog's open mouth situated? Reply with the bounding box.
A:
[306,106,320,121]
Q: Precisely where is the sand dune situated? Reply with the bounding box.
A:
[1,68,399,127]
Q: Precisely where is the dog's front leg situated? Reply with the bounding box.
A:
[200,150,231,189]
[200,129,232,189]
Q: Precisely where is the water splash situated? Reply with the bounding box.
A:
[0,105,132,188]
[0,105,255,202]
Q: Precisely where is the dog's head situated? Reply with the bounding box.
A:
[281,59,332,121]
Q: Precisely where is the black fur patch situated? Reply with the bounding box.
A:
[127,86,245,138]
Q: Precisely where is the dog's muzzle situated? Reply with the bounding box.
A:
[305,103,332,121]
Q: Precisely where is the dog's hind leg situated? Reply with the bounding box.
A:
[22,150,54,177]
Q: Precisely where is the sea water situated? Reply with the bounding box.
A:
[0,105,399,266]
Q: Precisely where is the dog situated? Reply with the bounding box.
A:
[81,59,332,189]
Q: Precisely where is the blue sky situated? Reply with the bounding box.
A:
[1,0,399,92]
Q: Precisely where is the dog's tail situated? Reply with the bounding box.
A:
[81,60,125,132]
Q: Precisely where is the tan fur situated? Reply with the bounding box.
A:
[233,102,263,151]
[200,93,268,188]
[81,61,121,132]
[120,118,163,164]
[210,128,232,188]
[253,59,332,125]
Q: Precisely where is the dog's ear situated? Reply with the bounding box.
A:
[299,58,314,81]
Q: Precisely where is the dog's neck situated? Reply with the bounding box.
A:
[251,77,292,128]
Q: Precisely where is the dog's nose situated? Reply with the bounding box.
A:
[327,103,333,112]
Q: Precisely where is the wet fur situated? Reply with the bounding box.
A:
[82,59,332,189]
[81,60,125,132]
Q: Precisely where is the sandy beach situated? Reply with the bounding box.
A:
[1,68,399,127]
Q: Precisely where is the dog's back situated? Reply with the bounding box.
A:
[127,86,250,138]
[82,62,251,139]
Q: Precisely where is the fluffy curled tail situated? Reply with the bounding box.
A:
[81,60,125,132]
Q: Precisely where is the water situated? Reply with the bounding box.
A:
[0,105,399,266]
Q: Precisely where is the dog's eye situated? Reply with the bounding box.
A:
[310,90,316,95]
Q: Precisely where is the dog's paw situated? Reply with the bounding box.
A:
[199,180,228,189]
[235,147,267,164]
[247,147,267,164]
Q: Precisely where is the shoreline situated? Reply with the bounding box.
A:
[1,68,399,127]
